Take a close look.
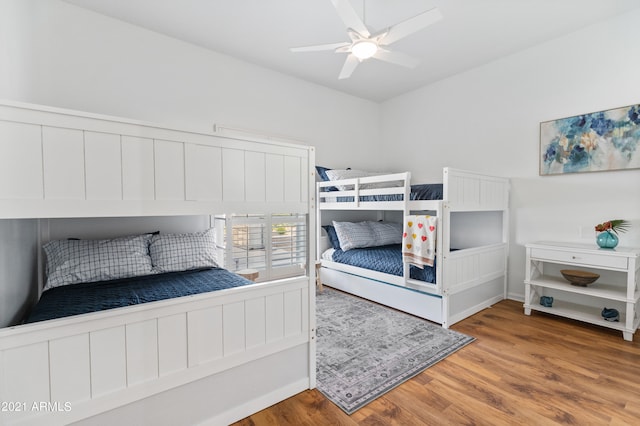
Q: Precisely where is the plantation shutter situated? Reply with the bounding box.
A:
[270,213,307,279]
[213,213,307,281]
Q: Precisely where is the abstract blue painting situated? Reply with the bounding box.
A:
[540,104,640,175]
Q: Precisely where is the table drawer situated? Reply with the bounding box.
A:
[530,248,628,269]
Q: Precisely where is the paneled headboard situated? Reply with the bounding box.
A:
[0,101,314,219]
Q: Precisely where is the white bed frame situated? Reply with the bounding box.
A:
[0,101,316,426]
[317,168,509,327]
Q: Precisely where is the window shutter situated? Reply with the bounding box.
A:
[213,213,306,280]
[270,213,307,279]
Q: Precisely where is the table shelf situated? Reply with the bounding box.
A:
[526,275,638,303]
[524,242,640,341]
[524,299,629,331]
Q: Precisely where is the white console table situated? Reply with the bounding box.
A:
[524,241,640,341]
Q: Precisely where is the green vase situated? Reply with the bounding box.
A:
[596,231,618,249]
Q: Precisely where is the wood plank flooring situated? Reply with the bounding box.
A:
[234,299,640,425]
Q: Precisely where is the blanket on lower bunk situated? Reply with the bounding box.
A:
[402,215,437,267]
[330,244,436,283]
[26,268,252,323]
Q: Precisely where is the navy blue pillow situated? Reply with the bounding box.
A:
[315,166,332,181]
[322,225,341,250]
[316,165,339,192]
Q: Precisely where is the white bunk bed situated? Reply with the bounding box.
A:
[317,168,509,328]
[0,101,316,426]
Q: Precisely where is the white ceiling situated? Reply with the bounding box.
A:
[64,0,640,102]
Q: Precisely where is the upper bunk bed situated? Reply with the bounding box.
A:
[316,166,510,328]
[0,100,316,426]
[317,167,508,213]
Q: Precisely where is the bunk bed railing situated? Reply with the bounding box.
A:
[443,242,507,295]
[317,172,410,210]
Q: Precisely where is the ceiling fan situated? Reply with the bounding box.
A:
[290,0,443,79]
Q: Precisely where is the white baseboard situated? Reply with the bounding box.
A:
[448,294,504,326]
[507,292,524,302]
[201,379,310,426]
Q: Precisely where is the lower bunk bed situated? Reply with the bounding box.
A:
[0,230,312,426]
[320,242,507,327]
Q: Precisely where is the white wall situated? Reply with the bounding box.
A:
[0,0,383,327]
[380,9,640,299]
[0,0,381,167]
[0,220,39,326]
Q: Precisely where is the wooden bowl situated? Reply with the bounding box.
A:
[561,269,600,286]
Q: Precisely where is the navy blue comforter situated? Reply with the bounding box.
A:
[331,244,436,283]
[26,268,252,323]
[408,183,444,201]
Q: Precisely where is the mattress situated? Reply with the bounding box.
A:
[25,268,252,323]
[329,244,436,283]
[330,183,443,203]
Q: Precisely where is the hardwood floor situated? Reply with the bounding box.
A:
[234,299,640,425]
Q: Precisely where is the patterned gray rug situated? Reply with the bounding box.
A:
[316,288,475,414]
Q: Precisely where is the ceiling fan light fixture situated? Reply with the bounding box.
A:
[351,40,378,60]
[290,0,442,79]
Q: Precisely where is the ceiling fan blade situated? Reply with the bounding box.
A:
[331,0,370,37]
[373,49,420,68]
[347,29,366,42]
[338,54,359,79]
[290,42,350,52]
[382,7,442,45]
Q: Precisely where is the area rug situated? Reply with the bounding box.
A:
[316,288,475,414]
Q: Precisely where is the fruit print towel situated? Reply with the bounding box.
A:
[402,215,436,268]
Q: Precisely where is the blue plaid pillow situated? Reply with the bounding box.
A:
[43,234,154,290]
[370,221,402,245]
[332,221,402,251]
[149,228,217,273]
[332,221,374,251]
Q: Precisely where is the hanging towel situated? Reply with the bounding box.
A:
[402,215,437,268]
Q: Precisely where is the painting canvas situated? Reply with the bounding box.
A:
[540,104,640,175]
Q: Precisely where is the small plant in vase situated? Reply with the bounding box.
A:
[594,219,630,249]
